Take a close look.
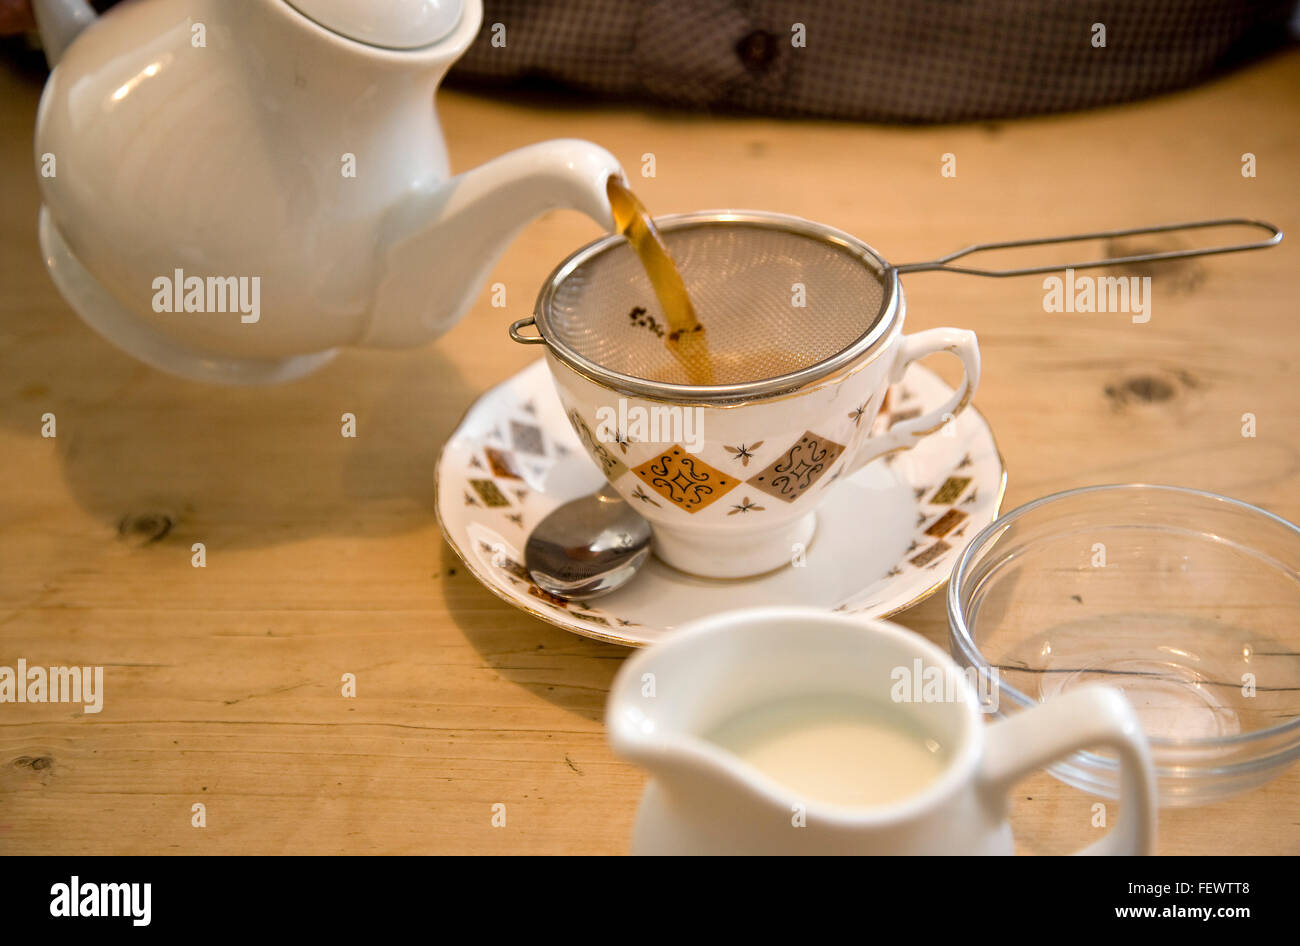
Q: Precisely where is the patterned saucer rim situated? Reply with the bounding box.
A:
[435,360,1007,647]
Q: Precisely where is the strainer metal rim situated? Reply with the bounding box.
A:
[531,210,901,403]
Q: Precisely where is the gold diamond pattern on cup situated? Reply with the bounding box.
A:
[924,508,968,538]
[484,446,522,480]
[509,419,546,456]
[929,476,972,505]
[745,431,846,503]
[469,478,510,508]
[631,447,737,513]
[909,540,951,568]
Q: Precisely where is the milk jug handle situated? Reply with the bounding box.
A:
[977,685,1158,855]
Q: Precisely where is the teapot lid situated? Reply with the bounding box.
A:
[285,0,464,50]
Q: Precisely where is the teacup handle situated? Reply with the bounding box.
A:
[978,686,1158,855]
[846,327,981,475]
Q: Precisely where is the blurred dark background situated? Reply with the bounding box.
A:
[3,0,1298,121]
[448,0,1300,121]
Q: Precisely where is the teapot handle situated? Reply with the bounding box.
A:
[977,685,1157,855]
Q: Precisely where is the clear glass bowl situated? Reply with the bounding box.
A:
[947,484,1300,806]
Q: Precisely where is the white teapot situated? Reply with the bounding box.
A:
[32,0,622,382]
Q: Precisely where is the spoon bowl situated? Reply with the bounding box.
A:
[525,486,652,600]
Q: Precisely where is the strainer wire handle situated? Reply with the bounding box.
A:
[891,218,1282,278]
[509,316,547,345]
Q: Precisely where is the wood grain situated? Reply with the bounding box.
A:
[1,48,1298,854]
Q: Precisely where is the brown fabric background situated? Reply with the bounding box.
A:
[449,0,1298,122]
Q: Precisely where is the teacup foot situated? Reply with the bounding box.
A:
[650,512,816,579]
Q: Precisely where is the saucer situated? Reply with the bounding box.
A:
[435,359,1007,647]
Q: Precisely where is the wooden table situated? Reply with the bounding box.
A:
[2,46,1298,855]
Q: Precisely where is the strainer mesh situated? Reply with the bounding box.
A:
[544,222,888,386]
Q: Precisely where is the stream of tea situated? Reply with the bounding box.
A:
[606,176,713,385]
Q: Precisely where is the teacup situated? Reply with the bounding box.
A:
[607,606,1158,855]
[513,211,981,578]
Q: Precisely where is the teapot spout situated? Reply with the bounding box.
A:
[32,0,97,67]
[365,139,623,349]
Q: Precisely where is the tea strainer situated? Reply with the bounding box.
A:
[509,212,1281,402]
